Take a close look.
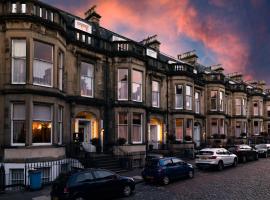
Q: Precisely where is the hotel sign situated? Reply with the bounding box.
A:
[74,19,92,34]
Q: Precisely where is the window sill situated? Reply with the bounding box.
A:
[33,83,53,88]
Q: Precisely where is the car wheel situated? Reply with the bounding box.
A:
[242,156,247,163]
[162,176,170,185]
[188,170,194,178]
[122,185,132,197]
[233,158,238,167]
[217,161,224,171]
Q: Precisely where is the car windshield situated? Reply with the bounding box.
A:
[198,151,214,155]
[145,159,159,167]
[256,144,266,149]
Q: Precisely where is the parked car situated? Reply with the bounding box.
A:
[227,145,258,162]
[255,144,270,158]
[50,168,135,200]
[195,148,238,171]
[141,157,194,185]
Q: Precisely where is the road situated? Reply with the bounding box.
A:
[125,158,270,200]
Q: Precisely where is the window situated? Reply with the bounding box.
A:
[211,119,218,135]
[259,101,263,116]
[58,51,64,90]
[11,104,26,145]
[268,123,270,134]
[235,98,241,115]
[10,169,24,185]
[118,69,128,100]
[12,40,26,84]
[132,113,142,143]
[254,121,259,135]
[39,167,51,184]
[118,113,128,141]
[175,85,183,109]
[267,105,270,117]
[253,102,258,116]
[32,105,52,144]
[39,8,43,18]
[242,99,246,116]
[132,70,142,102]
[195,92,200,114]
[186,119,192,138]
[80,62,94,97]
[33,41,53,87]
[11,3,17,13]
[219,91,224,111]
[220,119,224,135]
[21,4,26,13]
[210,91,218,110]
[175,119,183,141]
[186,85,192,110]
[58,106,63,144]
[235,122,241,138]
[152,81,160,107]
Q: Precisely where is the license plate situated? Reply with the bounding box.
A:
[201,157,208,160]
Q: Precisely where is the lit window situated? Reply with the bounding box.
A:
[50,12,54,22]
[11,3,17,13]
[132,113,142,143]
[33,41,53,87]
[175,119,183,141]
[186,85,192,110]
[152,81,160,108]
[21,4,26,13]
[58,51,64,90]
[80,62,94,97]
[118,113,128,141]
[32,105,52,145]
[195,92,200,114]
[12,40,26,84]
[175,85,183,109]
[39,8,43,17]
[11,104,26,145]
[118,69,128,100]
[132,70,142,102]
[210,91,218,111]
[58,106,63,144]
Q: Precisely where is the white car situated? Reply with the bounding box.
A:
[195,148,238,170]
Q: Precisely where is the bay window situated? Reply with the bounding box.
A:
[219,91,224,111]
[186,85,192,110]
[132,113,142,143]
[175,85,183,109]
[132,70,142,102]
[210,91,218,111]
[32,105,52,145]
[57,106,63,145]
[33,41,53,87]
[186,119,193,138]
[118,69,128,100]
[12,40,26,84]
[235,122,241,137]
[195,92,200,114]
[11,104,26,145]
[211,119,218,135]
[80,62,94,97]
[152,81,160,107]
[175,119,183,141]
[58,51,64,90]
[242,98,247,116]
[118,113,128,141]
[220,119,224,135]
[254,121,259,135]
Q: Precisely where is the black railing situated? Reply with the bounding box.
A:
[0,159,83,192]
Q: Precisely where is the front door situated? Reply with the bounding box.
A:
[79,120,94,152]
[150,125,158,149]
[194,125,200,147]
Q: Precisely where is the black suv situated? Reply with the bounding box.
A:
[51,168,135,200]
[227,145,259,163]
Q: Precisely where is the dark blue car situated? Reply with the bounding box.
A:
[142,157,194,185]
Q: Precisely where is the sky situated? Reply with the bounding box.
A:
[42,0,270,84]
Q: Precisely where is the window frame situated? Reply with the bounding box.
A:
[152,81,160,108]
[131,113,143,144]
[117,68,128,101]
[33,40,54,87]
[175,84,183,109]
[185,85,192,110]
[219,91,224,111]
[32,104,53,146]
[11,103,26,146]
[11,39,27,84]
[58,106,63,145]
[117,112,128,142]
[210,90,218,111]
[131,70,143,102]
[175,118,184,141]
[80,61,94,98]
[195,91,200,114]
[58,51,64,91]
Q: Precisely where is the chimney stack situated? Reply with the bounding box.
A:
[227,72,243,82]
[177,50,198,65]
[210,64,224,74]
[85,5,101,24]
[140,35,161,51]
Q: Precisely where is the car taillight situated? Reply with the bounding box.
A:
[63,187,69,194]
[209,156,217,159]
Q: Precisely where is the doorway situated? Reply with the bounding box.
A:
[150,125,159,149]
[194,123,201,147]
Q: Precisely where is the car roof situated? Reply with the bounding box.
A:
[200,148,226,151]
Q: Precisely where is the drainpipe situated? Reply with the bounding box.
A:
[166,75,169,143]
